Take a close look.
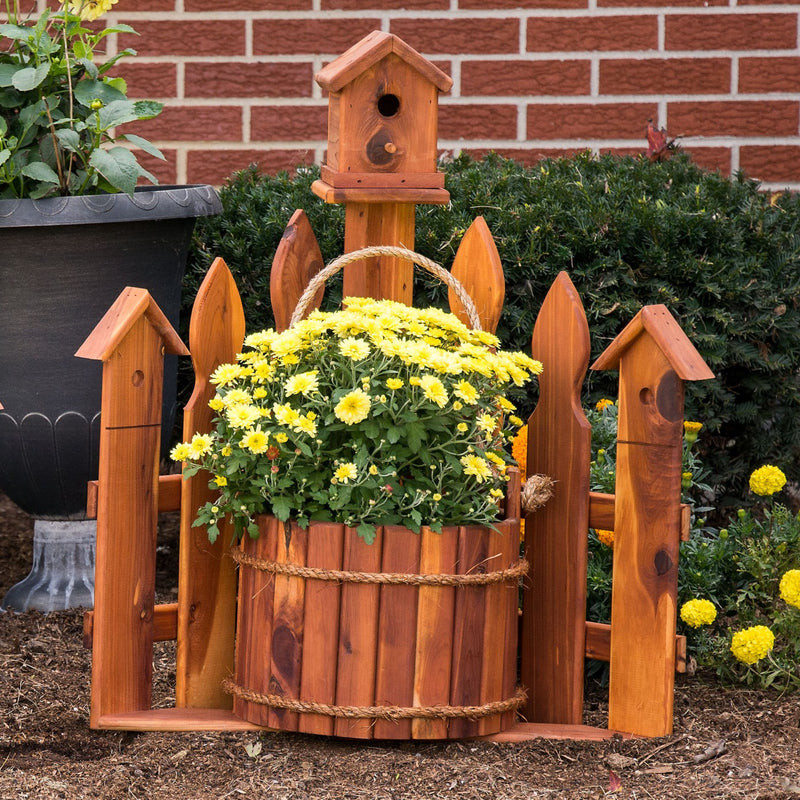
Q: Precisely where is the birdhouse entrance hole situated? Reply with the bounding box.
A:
[377,93,400,117]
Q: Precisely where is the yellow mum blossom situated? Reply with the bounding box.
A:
[749,465,787,496]
[221,445,233,457]
[680,598,717,628]
[210,363,249,387]
[333,462,358,483]
[225,404,260,429]
[779,569,800,609]
[460,454,492,483]
[294,415,317,436]
[274,432,288,444]
[272,403,301,429]
[339,337,371,360]
[244,330,276,350]
[170,442,191,462]
[496,395,516,412]
[419,374,448,407]
[453,380,479,404]
[241,428,269,454]
[386,378,404,390]
[457,422,468,433]
[213,475,228,487]
[476,413,496,432]
[284,370,319,397]
[208,395,224,412]
[334,389,371,425]
[730,625,775,665]
[220,388,252,407]
[188,433,213,458]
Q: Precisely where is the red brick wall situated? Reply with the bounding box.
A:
[106,1,800,188]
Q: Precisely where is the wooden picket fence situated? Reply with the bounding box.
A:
[80,222,713,740]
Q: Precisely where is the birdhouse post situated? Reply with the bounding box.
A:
[592,305,714,737]
[312,30,452,304]
[76,288,189,727]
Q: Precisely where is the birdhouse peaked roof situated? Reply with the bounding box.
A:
[76,286,189,362]
[591,304,714,381]
[315,30,453,94]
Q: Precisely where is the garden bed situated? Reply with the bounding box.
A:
[1,492,799,799]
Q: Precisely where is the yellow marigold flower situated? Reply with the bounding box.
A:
[188,434,213,458]
[386,378,404,390]
[595,529,614,548]
[226,403,260,429]
[334,389,371,425]
[460,454,492,483]
[241,429,269,454]
[453,380,479,404]
[339,337,371,360]
[596,398,614,412]
[170,442,191,462]
[683,420,703,444]
[749,465,787,496]
[333,462,358,484]
[779,569,800,609]
[680,598,717,628]
[419,374,448,407]
[213,475,228,487]
[284,370,319,396]
[69,0,118,21]
[730,625,775,665]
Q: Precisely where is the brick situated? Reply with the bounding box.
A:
[739,57,800,93]
[123,0,176,10]
[117,62,178,99]
[322,0,448,7]
[665,14,796,51]
[740,145,800,182]
[251,105,329,140]
[390,18,519,54]
[599,57,731,95]
[461,147,587,165]
[598,0,725,6]
[527,16,658,52]
[460,0,587,7]
[136,149,178,185]
[462,59,590,96]
[186,148,314,185]
[253,18,380,55]
[527,102,658,139]
[684,147,732,174]
[117,21,246,57]
[668,100,799,137]
[130,106,244,141]
[439,104,518,139]
[186,0,309,8]
[739,0,800,5]
[185,62,314,99]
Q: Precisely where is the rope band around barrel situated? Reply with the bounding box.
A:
[289,245,482,330]
[230,548,529,586]
[223,679,527,722]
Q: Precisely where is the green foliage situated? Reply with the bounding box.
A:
[0,1,163,197]
[189,151,800,501]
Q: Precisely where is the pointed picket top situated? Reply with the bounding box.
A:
[449,216,505,334]
[270,209,325,333]
[315,30,452,94]
[76,287,188,363]
[591,304,713,381]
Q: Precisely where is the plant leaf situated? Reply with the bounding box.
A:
[12,64,51,92]
[74,79,126,108]
[122,133,165,160]
[88,146,139,194]
[20,160,60,184]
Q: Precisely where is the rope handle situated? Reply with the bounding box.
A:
[289,245,482,330]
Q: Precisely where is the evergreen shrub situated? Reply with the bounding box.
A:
[187,152,800,501]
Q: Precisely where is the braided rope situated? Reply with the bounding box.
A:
[231,548,528,586]
[223,679,527,722]
[289,245,482,330]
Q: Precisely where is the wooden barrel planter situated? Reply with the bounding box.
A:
[226,515,527,740]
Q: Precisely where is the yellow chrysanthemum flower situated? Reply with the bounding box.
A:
[476,413,496,432]
[419,374,448,407]
[334,389,371,425]
[213,475,228,487]
[187,433,213,458]
[680,598,717,628]
[730,625,775,665]
[339,337,371,360]
[272,403,301,428]
[284,370,319,397]
[749,465,787,497]
[683,420,703,444]
[210,363,249,387]
[241,429,269,454]
[454,380,479,404]
[386,378,404,390]
[460,454,492,483]
[208,395,224,412]
[779,569,800,609]
[333,462,358,484]
[225,403,260,429]
[170,442,190,462]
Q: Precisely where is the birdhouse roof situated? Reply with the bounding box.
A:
[316,30,453,94]
[76,286,189,362]
[591,304,714,381]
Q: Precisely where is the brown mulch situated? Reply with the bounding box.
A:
[1,491,799,800]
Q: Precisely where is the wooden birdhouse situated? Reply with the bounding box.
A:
[313,30,452,202]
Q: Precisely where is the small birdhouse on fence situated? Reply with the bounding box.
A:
[313,30,452,199]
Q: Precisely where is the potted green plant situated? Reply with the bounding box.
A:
[0,0,221,612]
[173,294,540,738]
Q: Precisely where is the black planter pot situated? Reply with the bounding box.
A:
[0,185,221,611]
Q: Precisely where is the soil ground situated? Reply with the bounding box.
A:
[1,491,799,800]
